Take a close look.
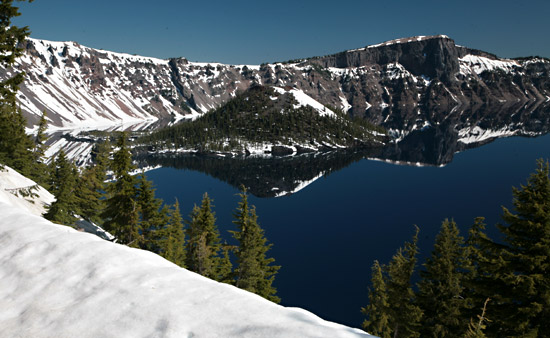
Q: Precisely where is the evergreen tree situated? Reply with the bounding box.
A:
[137,173,166,252]
[73,138,111,225]
[161,199,186,267]
[185,193,222,279]
[74,164,105,225]
[0,0,36,175]
[417,219,469,338]
[231,187,280,303]
[216,243,234,284]
[0,105,35,176]
[45,150,79,225]
[30,110,49,186]
[101,132,141,246]
[385,226,422,338]
[488,159,550,337]
[463,217,494,325]
[362,260,391,338]
[34,110,48,155]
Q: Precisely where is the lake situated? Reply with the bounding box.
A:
[145,133,550,328]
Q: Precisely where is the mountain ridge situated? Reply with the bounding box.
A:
[0,35,548,139]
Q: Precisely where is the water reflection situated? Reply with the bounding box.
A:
[135,101,550,197]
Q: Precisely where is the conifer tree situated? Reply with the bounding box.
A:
[0,0,36,175]
[362,260,391,338]
[137,174,166,252]
[231,187,280,303]
[34,110,47,155]
[30,110,49,186]
[385,226,422,338]
[185,193,222,279]
[73,139,111,225]
[45,150,79,225]
[161,199,186,267]
[488,159,550,337]
[216,243,234,284]
[463,217,493,325]
[417,219,469,338]
[101,132,141,246]
[74,165,105,225]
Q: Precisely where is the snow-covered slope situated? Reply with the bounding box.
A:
[0,165,54,216]
[2,35,548,145]
[0,167,373,338]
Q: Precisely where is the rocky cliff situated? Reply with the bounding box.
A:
[1,35,548,137]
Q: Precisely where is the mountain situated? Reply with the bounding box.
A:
[0,165,373,337]
[2,35,548,135]
[138,85,386,156]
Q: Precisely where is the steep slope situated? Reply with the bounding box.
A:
[0,168,373,337]
[0,165,54,216]
[1,35,548,135]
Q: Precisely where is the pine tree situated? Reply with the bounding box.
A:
[74,165,105,225]
[463,217,493,326]
[216,243,234,284]
[0,105,35,176]
[45,150,79,225]
[34,110,47,155]
[488,159,550,337]
[185,193,222,279]
[101,132,141,246]
[231,187,280,303]
[362,260,391,338]
[73,139,111,225]
[0,0,36,176]
[161,199,186,267]
[417,219,469,338]
[385,226,422,338]
[30,110,49,186]
[137,173,166,253]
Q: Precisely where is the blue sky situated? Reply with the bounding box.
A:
[13,0,550,64]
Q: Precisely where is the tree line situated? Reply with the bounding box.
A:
[44,132,280,303]
[362,159,550,338]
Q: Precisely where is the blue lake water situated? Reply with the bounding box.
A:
[146,133,550,328]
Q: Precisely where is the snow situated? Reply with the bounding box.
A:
[348,35,451,52]
[457,125,518,144]
[274,171,325,197]
[0,165,54,216]
[459,55,519,75]
[273,87,336,118]
[0,165,373,338]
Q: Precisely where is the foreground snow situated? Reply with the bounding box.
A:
[0,168,373,338]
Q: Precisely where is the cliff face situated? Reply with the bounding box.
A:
[1,35,549,135]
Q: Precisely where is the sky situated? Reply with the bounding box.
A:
[12,0,550,65]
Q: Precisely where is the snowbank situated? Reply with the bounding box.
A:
[0,165,54,216]
[0,168,372,337]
